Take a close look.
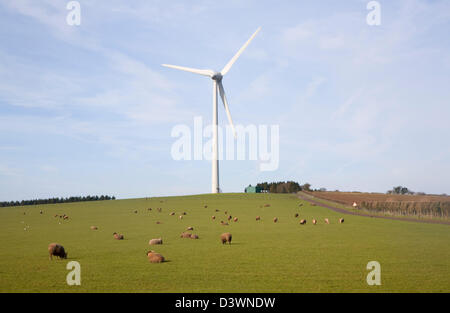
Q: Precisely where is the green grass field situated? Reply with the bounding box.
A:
[0,193,449,293]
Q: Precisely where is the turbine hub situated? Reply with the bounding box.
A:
[211,72,223,81]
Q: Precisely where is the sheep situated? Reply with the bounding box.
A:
[264,204,271,207]
[54,214,59,218]
[156,221,162,224]
[324,218,329,224]
[224,211,228,215]
[233,217,238,222]
[90,226,98,230]
[186,226,194,231]
[212,215,216,220]
[179,215,183,220]
[182,212,187,215]
[339,218,344,224]
[227,215,232,221]
[63,215,69,220]
[149,238,163,245]
[157,208,162,212]
[204,205,208,208]
[113,232,124,240]
[300,219,306,225]
[215,209,219,212]
[220,221,229,226]
[294,213,299,218]
[48,243,67,260]
[311,203,317,206]
[180,232,192,238]
[147,250,165,263]
[273,217,278,223]
[40,210,43,214]
[134,210,138,214]
[148,208,152,211]
[190,234,199,239]
[256,216,261,221]
[299,204,303,207]
[220,233,232,245]
[312,219,317,225]
[169,212,175,216]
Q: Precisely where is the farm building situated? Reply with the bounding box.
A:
[245,185,262,193]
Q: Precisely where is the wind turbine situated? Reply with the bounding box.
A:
[162,27,261,194]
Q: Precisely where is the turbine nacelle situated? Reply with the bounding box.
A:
[211,73,223,81]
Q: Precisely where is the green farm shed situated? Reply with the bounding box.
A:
[245,185,261,193]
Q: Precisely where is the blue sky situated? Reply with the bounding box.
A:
[1,0,449,201]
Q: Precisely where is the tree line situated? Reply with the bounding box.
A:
[0,195,116,208]
[256,181,303,193]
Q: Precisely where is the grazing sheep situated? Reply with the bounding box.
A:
[220,233,232,245]
[186,226,194,231]
[220,221,229,226]
[212,215,216,220]
[299,204,303,207]
[48,243,67,260]
[182,212,187,215]
[256,216,261,221]
[324,218,329,224]
[190,234,199,239]
[224,211,228,215]
[113,232,124,240]
[147,250,165,263]
[90,226,98,230]
[156,221,161,224]
[227,215,232,221]
[134,210,138,214]
[63,215,69,220]
[179,215,183,219]
[149,238,163,245]
[169,212,175,216]
[40,210,43,214]
[300,219,306,225]
[157,208,162,212]
[180,232,191,238]
[54,214,58,218]
[204,205,208,208]
[233,217,238,222]
[294,213,299,218]
[312,219,317,225]
[215,209,219,212]
[339,218,344,224]
[273,217,278,223]
[148,208,152,211]
[264,204,271,207]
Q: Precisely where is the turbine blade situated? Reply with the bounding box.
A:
[220,27,261,76]
[218,81,236,138]
[161,64,214,77]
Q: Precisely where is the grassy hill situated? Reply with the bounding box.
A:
[0,193,449,292]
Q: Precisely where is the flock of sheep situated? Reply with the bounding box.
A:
[47,201,345,263]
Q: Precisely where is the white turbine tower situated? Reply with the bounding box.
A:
[162,27,261,194]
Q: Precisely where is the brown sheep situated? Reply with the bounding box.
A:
[227,215,232,221]
[215,209,219,212]
[48,243,67,260]
[63,215,69,220]
[186,226,194,231]
[220,221,229,226]
[300,219,306,225]
[113,232,124,240]
[264,204,271,207]
[169,212,175,216]
[40,210,43,214]
[212,215,216,220]
[149,238,163,245]
[148,208,152,211]
[324,218,329,224]
[339,218,344,224]
[54,214,59,218]
[273,217,278,223]
[220,233,232,245]
[256,216,261,221]
[204,205,208,208]
[224,211,228,215]
[312,219,317,225]
[134,210,138,214]
[90,226,98,230]
[156,221,162,224]
[294,213,299,218]
[190,234,199,239]
[180,232,191,238]
[182,212,187,215]
[233,217,238,222]
[147,250,165,263]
